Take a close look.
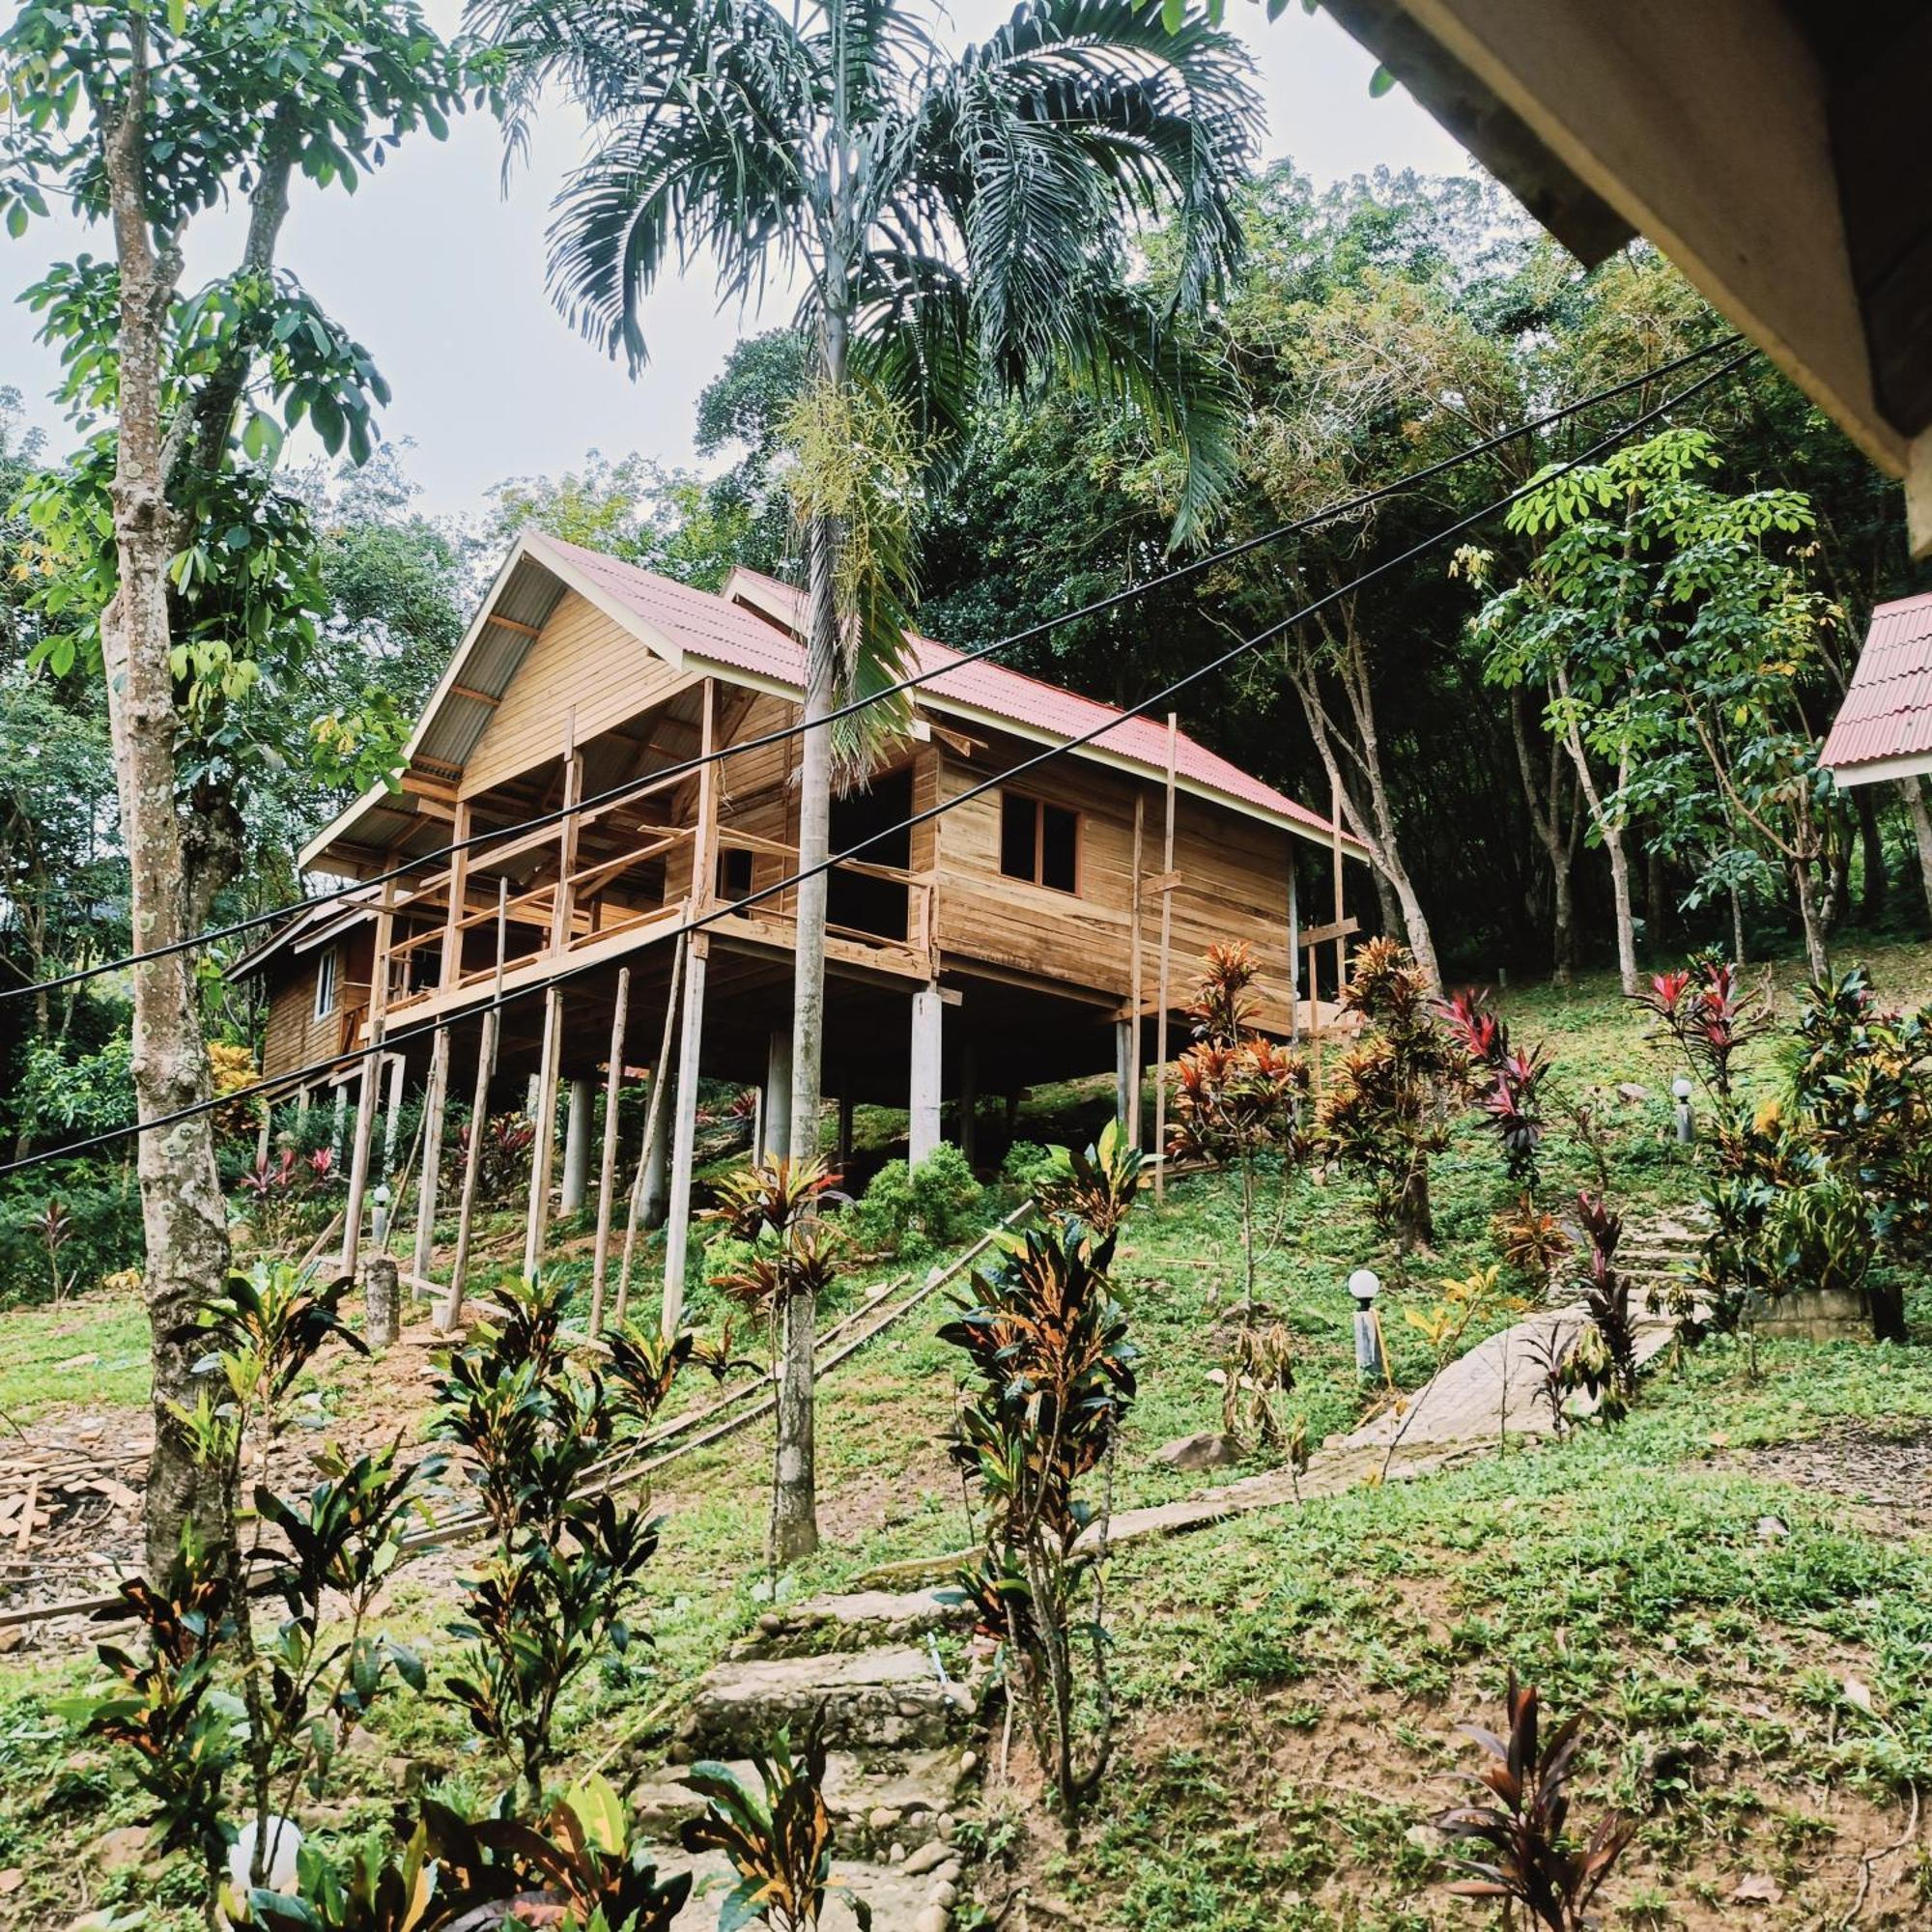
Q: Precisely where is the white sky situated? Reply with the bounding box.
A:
[0,2,1470,518]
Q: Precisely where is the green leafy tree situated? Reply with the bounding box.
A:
[0,0,474,1578]
[475,0,1260,1562]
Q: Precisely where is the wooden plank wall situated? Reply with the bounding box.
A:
[260,932,374,1082]
[931,736,1297,1030]
[462,592,691,797]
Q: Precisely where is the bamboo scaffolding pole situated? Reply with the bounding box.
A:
[1128,789,1145,1149]
[614,936,685,1330]
[440,878,507,1333]
[411,802,469,1292]
[587,965,631,1336]
[340,878,395,1277]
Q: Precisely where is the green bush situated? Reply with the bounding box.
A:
[849,1144,982,1260]
[1000,1139,1059,1195]
[0,1179,144,1307]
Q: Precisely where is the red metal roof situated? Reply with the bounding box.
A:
[534,535,1346,842]
[1823,589,1932,781]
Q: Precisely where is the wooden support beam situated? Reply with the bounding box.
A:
[1154,714,1178,1202]
[661,934,709,1336]
[441,879,508,1331]
[447,683,501,707]
[524,985,564,1278]
[1299,916,1360,950]
[1128,790,1145,1148]
[588,965,631,1336]
[487,612,542,638]
[616,936,685,1328]
[341,879,395,1278]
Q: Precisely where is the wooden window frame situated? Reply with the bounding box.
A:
[313,944,339,1020]
[999,788,1083,896]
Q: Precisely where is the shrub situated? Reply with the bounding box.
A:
[1000,1139,1058,1194]
[847,1144,981,1259]
[0,1178,143,1306]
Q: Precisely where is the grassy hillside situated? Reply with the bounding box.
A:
[0,947,1927,1929]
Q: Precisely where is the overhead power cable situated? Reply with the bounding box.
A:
[1,332,1745,1009]
[0,343,1755,1180]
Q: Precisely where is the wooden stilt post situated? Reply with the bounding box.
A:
[1128,789,1145,1149]
[1331,774,1348,1009]
[615,937,684,1328]
[442,878,507,1332]
[588,966,631,1336]
[661,933,708,1335]
[412,801,469,1297]
[522,722,581,1278]
[381,1050,407,1178]
[342,880,396,1277]
[1153,714,1178,1202]
[1287,837,1300,1045]
[523,988,562,1278]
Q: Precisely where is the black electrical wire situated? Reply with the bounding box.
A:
[0,331,1745,1009]
[0,343,1754,1180]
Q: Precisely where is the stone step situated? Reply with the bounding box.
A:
[664,1846,962,1931]
[741,1587,971,1659]
[633,1745,970,1859]
[670,1645,980,1762]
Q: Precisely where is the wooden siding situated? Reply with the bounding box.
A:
[261,933,373,1083]
[461,591,691,797]
[931,736,1296,1030]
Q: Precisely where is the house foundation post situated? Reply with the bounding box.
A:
[561,1075,593,1214]
[1115,1018,1137,1134]
[523,987,563,1276]
[663,935,709,1334]
[763,1030,793,1161]
[909,982,944,1166]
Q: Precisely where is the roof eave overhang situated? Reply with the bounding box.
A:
[1827,749,1932,788]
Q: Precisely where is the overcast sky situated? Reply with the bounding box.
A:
[0,2,1471,519]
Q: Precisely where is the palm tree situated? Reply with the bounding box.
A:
[475,0,1260,1561]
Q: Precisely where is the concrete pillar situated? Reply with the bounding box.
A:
[526,1071,541,1118]
[1115,1018,1138,1138]
[909,982,944,1167]
[762,1030,793,1161]
[381,1052,407,1177]
[331,1085,349,1162]
[560,1075,593,1213]
[663,938,709,1332]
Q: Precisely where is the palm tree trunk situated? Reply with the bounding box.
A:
[99,30,234,1581]
[775,298,850,1566]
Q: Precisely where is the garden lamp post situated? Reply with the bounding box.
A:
[1350,1267,1383,1378]
[371,1181,392,1251]
[1672,1076,1694,1146]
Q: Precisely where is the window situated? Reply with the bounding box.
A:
[313,945,339,1020]
[999,792,1079,894]
[717,846,754,900]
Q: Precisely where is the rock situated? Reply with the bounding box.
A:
[889,1842,906,1864]
[930,1880,958,1910]
[915,1909,949,1932]
[91,1826,151,1872]
[868,1806,903,1833]
[679,1647,975,1756]
[933,1861,962,1886]
[936,1811,956,1837]
[903,1839,950,1876]
[1153,1431,1242,1472]
[1404,1824,1435,1849]
[1756,1515,1788,1542]
[1616,1082,1651,1103]
[757,1611,785,1635]
[1731,1873,1782,1904]
[957,1750,979,1775]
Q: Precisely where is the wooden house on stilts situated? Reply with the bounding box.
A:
[231,530,1367,1315]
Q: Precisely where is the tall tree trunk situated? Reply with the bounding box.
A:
[1553,670,1638,995]
[1792,855,1831,981]
[1903,776,1932,925]
[1854,784,1889,923]
[776,293,850,1566]
[1508,685,1578,985]
[99,32,234,1581]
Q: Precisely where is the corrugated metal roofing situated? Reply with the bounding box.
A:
[1823,589,1932,779]
[532,536,1346,841]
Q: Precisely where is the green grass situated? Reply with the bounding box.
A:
[4,947,1932,1928]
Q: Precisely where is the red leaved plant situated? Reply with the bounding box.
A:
[1437,1677,1635,1931]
